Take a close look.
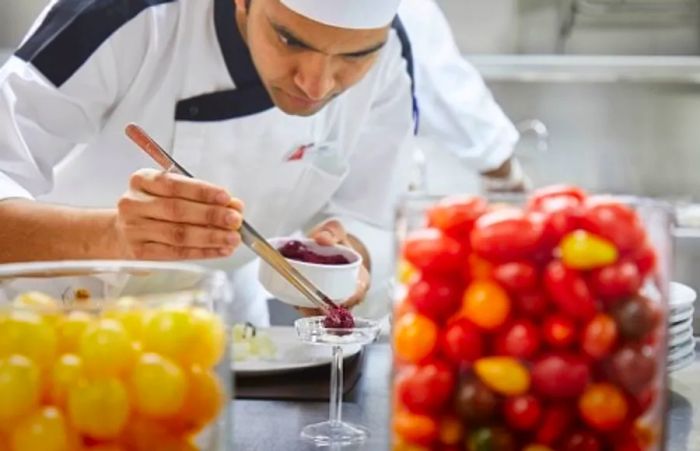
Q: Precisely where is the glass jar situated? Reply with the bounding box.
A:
[391,191,672,451]
[0,260,233,451]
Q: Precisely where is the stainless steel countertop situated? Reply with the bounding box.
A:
[233,342,700,450]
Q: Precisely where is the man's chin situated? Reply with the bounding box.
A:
[270,88,330,116]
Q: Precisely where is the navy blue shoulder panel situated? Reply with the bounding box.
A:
[15,0,176,87]
[391,17,419,134]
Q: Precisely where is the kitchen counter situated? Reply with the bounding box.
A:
[233,342,700,450]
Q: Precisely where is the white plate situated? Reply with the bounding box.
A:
[668,336,695,361]
[232,326,362,376]
[668,349,696,373]
[670,306,694,324]
[670,282,697,309]
[669,327,694,347]
[669,318,694,336]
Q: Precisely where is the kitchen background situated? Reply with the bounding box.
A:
[1,0,699,328]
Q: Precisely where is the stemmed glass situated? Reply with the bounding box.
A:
[294,316,381,446]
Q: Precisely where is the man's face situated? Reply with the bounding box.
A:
[235,0,389,116]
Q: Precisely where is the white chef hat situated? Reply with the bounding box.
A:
[281,0,402,29]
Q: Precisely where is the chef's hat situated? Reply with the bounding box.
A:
[281,0,402,29]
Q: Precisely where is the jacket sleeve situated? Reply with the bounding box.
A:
[0,0,159,200]
[399,0,519,172]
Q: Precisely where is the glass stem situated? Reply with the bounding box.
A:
[329,345,343,425]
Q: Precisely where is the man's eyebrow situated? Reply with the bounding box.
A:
[270,20,387,57]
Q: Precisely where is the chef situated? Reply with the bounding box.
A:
[398,0,528,193]
[0,0,417,324]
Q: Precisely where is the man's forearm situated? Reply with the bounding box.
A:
[0,199,122,263]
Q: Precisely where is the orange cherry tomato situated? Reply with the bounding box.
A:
[393,313,438,363]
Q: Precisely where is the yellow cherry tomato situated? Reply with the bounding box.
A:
[474,357,530,396]
[561,230,618,270]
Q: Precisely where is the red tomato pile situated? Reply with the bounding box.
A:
[392,186,664,451]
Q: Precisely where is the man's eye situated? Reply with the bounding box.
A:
[278,34,301,48]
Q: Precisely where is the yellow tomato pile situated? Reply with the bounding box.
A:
[0,292,226,451]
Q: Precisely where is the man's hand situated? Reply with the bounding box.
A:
[296,219,371,317]
[480,157,530,193]
[113,169,244,260]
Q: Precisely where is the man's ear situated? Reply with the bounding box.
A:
[234,0,248,14]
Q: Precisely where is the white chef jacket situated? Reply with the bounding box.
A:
[0,0,416,325]
[398,0,518,173]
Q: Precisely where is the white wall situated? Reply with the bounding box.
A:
[0,0,47,49]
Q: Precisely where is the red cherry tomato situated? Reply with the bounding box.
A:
[406,275,463,322]
[579,383,628,432]
[532,354,591,398]
[542,314,577,348]
[494,320,540,359]
[470,209,545,262]
[544,261,597,320]
[440,319,483,365]
[403,229,464,275]
[580,196,645,254]
[588,261,642,303]
[393,410,439,446]
[536,404,575,445]
[562,431,602,451]
[610,344,657,395]
[503,395,542,431]
[527,185,588,210]
[514,291,549,318]
[427,195,488,239]
[492,261,539,295]
[581,313,618,359]
[633,243,657,280]
[462,253,494,282]
[396,361,455,414]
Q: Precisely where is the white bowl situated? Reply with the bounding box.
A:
[258,237,362,308]
[670,281,697,309]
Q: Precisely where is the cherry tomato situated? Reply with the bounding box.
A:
[579,383,628,431]
[588,261,641,303]
[580,197,645,254]
[523,446,554,451]
[462,253,494,281]
[460,280,511,331]
[454,379,500,424]
[440,319,483,365]
[467,427,516,451]
[438,415,463,446]
[562,431,602,451]
[494,319,540,359]
[470,209,545,262]
[528,186,586,248]
[394,313,438,364]
[393,411,439,446]
[609,344,656,395]
[474,357,530,397]
[492,261,538,294]
[544,261,597,321]
[406,275,463,322]
[514,291,549,318]
[532,354,590,398]
[542,314,577,349]
[633,243,657,280]
[629,386,657,417]
[527,185,587,210]
[582,314,618,359]
[427,195,488,239]
[396,361,455,414]
[403,229,464,275]
[503,395,542,430]
[610,296,659,341]
[560,230,618,270]
[535,404,575,446]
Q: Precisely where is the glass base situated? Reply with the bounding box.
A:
[300,420,369,446]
